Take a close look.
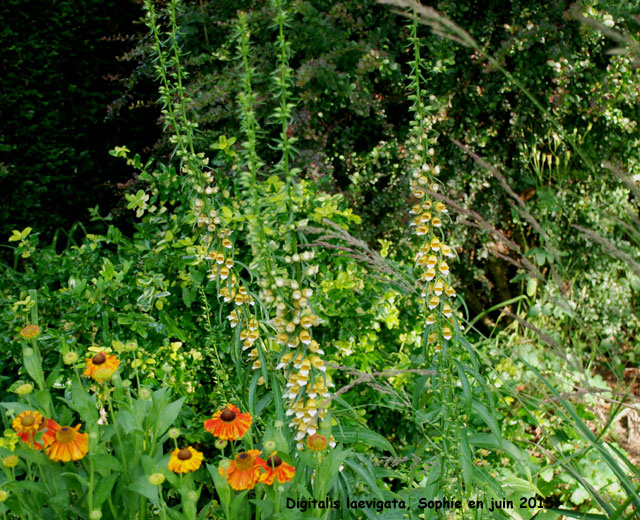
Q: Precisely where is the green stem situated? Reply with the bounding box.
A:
[88,454,94,512]
[104,385,128,479]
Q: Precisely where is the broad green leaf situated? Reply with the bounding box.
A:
[128,474,159,506]
[333,427,397,456]
[343,458,384,500]
[156,397,185,438]
[71,377,99,424]
[22,346,45,389]
[94,473,118,508]
[471,400,500,439]
[91,453,123,476]
[208,463,231,519]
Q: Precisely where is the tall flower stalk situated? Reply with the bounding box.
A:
[267,0,331,448]
[405,15,470,504]
[234,0,332,447]
[144,0,263,402]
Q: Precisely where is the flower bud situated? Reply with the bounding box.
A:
[168,427,180,439]
[214,439,228,450]
[2,455,18,468]
[148,473,166,486]
[63,351,79,364]
[16,383,33,396]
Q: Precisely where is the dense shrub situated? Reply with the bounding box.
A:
[0,0,159,245]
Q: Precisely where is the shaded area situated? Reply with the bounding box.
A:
[0,0,161,246]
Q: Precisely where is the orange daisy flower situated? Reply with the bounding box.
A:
[306,434,328,451]
[168,446,203,474]
[19,325,40,340]
[219,450,265,491]
[83,352,120,382]
[204,404,252,441]
[259,452,296,485]
[42,419,61,447]
[15,416,58,451]
[45,424,89,462]
[12,411,44,438]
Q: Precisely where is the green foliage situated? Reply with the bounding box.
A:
[2,0,640,518]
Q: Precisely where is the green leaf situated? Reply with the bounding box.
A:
[248,372,260,418]
[332,427,397,456]
[469,433,529,477]
[117,409,142,434]
[22,346,45,389]
[62,472,90,487]
[221,206,234,222]
[91,453,123,476]
[182,287,195,308]
[156,397,185,438]
[453,360,472,416]
[5,479,46,495]
[208,463,231,519]
[471,400,500,439]
[128,474,159,506]
[546,509,609,520]
[70,377,99,424]
[459,427,473,489]
[94,473,119,507]
[15,448,48,465]
[343,458,384,500]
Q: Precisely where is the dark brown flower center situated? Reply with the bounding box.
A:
[92,353,107,365]
[234,452,254,471]
[177,448,192,461]
[56,426,77,443]
[266,455,282,469]
[220,409,236,422]
[21,415,36,427]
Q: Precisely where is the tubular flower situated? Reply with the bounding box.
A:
[45,424,89,462]
[405,39,461,350]
[83,352,120,382]
[219,450,265,491]
[204,404,252,441]
[259,453,295,485]
[265,263,332,444]
[168,447,203,474]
